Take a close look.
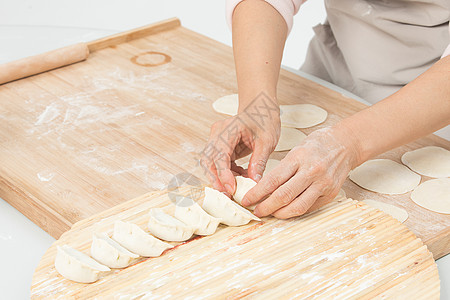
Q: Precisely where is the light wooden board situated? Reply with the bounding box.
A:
[31,187,439,299]
[0,18,449,258]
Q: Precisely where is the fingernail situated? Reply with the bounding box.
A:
[241,198,248,206]
[255,174,262,182]
[225,184,233,195]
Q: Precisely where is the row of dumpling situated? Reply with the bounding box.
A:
[55,176,260,283]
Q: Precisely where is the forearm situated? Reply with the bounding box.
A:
[336,56,450,167]
[232,0,287,110]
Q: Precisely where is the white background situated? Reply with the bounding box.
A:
[0,1,448,299]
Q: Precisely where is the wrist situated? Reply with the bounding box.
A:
[328,123,365,169]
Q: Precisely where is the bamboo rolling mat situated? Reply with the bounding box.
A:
[31,187,439,299]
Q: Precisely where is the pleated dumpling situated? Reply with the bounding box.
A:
[148,208,195,242]
[55,245,110,283]
[233,176,257,210]
[202,187,260,226]
[112,220,173,257]
[91,232,139,268]
[175,196,222,236]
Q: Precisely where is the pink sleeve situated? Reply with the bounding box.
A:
[442,25,450,58]
[226,0,305,34]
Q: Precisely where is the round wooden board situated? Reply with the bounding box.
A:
[31,187,439,299]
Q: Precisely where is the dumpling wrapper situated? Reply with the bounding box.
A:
[91,232,139,269]
[349,159,421,194]
[113,220,173,257]
[148,208,195,242]
[233,176,257,210]
[212,94,238,116]
[55,244,110,283]
[280,104,327,129]
[411,178,450,214]
[175,197,222,236]
[401,146,450,178]
[202,187,260,226]
[362,199,408,223]
[274,127,307,151]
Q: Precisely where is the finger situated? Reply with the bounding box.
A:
[213,149,237,195]
[272,185,322,219]
[242,159,297,207]
[199,154,225,192]
[253,172,312,217]
[247,140,273,182]
[306,194,336,214]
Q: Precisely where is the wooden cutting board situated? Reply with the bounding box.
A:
[31,187,439,299]
[0,18,449,258]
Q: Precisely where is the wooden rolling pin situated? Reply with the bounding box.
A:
[0,43,90,85]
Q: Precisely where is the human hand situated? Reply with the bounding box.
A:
[242,127,360,219]
[200,96,280,195]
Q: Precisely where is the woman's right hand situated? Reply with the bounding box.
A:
[200,101,280,195]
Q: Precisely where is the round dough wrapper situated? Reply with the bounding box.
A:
[349,159,421,194]
[274,127,307,151]
[280,104,327,128]
[212,94,238,116]
[362,200,408,223]
[401,146,450,178]
[411,178,450,214]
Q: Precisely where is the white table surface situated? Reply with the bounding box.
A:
[0,1,448,299]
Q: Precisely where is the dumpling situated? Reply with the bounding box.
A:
[55,244,110,283]
[147,208,195,242]
[175,196,222,236]
[112,220,173,257]
[202,187,260,226]
[233,176,257,210]
[91,232,139,268]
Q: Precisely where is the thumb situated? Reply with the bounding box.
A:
[248,141,272,182]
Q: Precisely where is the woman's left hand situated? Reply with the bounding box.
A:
[241,126,360,219]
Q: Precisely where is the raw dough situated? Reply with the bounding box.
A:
[148,208,195,242]
[349,159,421,194]
[55,245,110,283]
[401,146,450,178]
[175,197,222,235]
[411,178,450,214]
[334,189,347,201]
[202,187,260,226]
[212,94,238,116]
[91,232,139,268]
[280,104,327,128]
[233,176,257,210]
[362,199,408,223]
[113,221,173,257]
[274,127,307,151]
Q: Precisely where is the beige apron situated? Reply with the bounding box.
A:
[300,0,450,104]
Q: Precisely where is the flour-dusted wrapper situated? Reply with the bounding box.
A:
[148,208,195,242]
[55,245,110,283]
[202,187,260,226]
[175,197,222,236]
[349,159,421,194]
[113,221,173,257]
[401,146,450,178]
[280,104,328,128]
[91,232,139,269]
[233,176,257,210]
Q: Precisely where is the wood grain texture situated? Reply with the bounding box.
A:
[0,43,89,85]
[31,187,439,299]
[0,19,449,258]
